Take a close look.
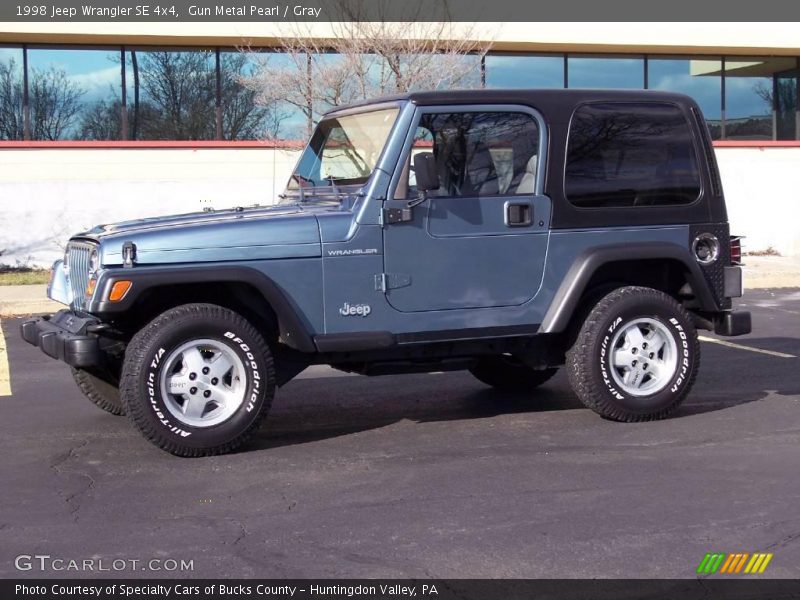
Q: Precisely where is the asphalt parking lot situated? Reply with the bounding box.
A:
[0,289,798,579]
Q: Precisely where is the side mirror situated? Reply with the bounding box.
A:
[413,152,440,192]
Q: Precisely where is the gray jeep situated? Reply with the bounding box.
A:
[21,89,751,457]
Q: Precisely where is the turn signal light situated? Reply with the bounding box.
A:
[108,280,132,302]
[85,277,97,297]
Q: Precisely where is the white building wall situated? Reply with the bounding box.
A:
[0,146,298,266]
[0,146,797,267]
[715,148,800,256]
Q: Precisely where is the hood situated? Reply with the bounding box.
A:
[83,203,339,266]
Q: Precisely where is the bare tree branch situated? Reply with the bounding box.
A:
[0,57,85,140]
[241,4,492,137]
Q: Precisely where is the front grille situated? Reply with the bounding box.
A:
[66,240,96,311]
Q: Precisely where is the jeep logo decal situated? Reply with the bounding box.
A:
[339,302,371,317]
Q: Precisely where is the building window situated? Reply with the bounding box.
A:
[775,65,799,140]
[567,55,645,89]
[485,54,564,89]
[647,57,723,139]
[2,45,799,144]
[25,47,121,140]
[216,50,279,141]
[565,102,701,208]
[124,49,217,140]
[724,56,798,140]
[238,49,364,140]
[0,46,24,140]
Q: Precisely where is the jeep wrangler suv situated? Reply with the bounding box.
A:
[22,90,751,456]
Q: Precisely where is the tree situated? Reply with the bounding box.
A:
[117,50,282,140]
[79,98,126,140]
[755,77,798,140]
[29,66,85,140]
[133,50,216,139]
[78,99,118,141]
[219,53,289,140]
[241,2,490,137]
[0,57,85,140]
[0,58,24,140]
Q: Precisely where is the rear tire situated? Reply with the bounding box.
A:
[72,367,124,416]
[566,286,699,422]
[120,303,275,457]
[470,356,558,392]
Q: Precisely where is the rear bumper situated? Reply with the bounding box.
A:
[713,310,752,337]
[20,310,105,368]
[709,265,749,335]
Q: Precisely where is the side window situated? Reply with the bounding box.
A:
[399,111,540,199]
[565,102,701,208]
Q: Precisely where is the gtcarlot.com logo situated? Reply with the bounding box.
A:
[697,552,773,575]
[14,554,194,572]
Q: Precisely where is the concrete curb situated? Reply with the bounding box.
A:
[0,285,63,317]
[1,259,799,317]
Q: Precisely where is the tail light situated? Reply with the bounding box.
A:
[730,236,743,265]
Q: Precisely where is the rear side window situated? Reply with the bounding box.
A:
[565,102,701,208]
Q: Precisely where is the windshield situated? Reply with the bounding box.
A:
[287,107,400,191]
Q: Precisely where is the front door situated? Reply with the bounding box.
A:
[382,107,551,313]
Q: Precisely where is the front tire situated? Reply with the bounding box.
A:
[72,367,124,416]
[120,303,275,457]
[470,356,558,392]
[566,286,699,422]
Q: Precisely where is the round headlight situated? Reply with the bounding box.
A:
[89,248,100,274]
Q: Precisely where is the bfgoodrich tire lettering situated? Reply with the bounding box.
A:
[566,286,700,421]
[120,303,275,457]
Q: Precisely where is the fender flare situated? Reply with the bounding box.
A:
[540,242,715,334]
[89,265,317,353]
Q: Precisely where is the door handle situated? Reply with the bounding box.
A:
[505,201,532,227]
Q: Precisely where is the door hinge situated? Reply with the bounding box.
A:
[375,273,411,292]
[382,207,413,226]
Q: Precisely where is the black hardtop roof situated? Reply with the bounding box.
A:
[326,88,697,115]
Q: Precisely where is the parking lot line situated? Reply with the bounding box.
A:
[698,335,796,359]
[752,303,800,317]
[0,318,11,396]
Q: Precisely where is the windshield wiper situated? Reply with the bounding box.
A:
[280,184,364,205]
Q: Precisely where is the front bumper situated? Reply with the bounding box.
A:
[20,310,105,368]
